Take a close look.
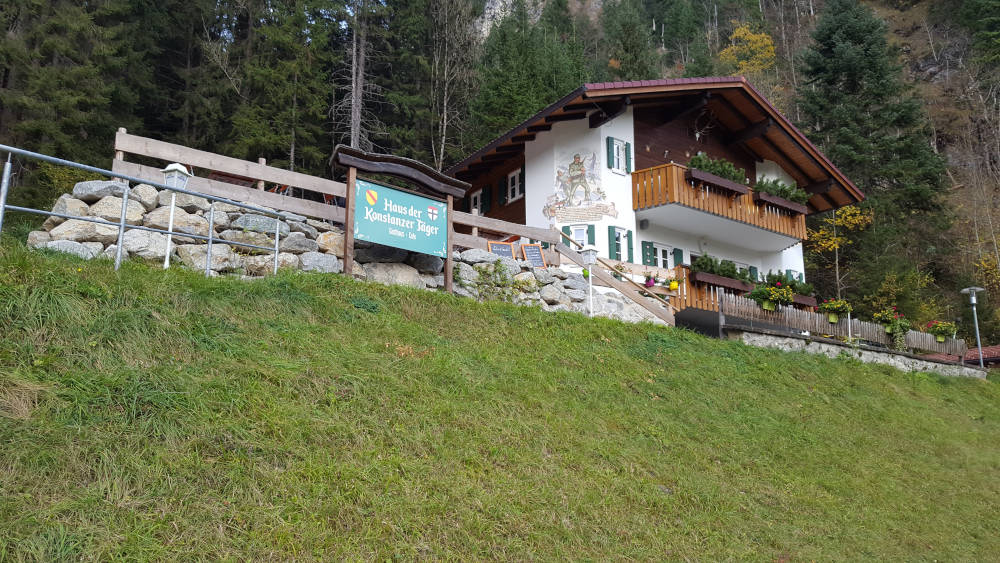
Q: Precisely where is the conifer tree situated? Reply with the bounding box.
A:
[600,0,660,81]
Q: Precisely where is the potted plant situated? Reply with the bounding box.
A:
[818,298,852,323]
[747,281,794,311]
[925,320,957,343]
[873,307,906,333]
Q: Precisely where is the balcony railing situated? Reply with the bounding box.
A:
[631,162,807,240]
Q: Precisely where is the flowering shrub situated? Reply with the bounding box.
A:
[873,306,900,324]
[925,320,957,338]
[818,298,852,315]
[747,282,794,305]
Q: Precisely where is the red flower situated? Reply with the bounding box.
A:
[775,282,782,286]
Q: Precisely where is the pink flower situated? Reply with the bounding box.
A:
[776,282,782,287]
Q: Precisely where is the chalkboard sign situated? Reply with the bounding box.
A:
[487,240,516,259]
[521,243,547,268]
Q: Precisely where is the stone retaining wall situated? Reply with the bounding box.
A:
[26,180,664,324]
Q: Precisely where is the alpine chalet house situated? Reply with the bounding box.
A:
[445,77,863,325]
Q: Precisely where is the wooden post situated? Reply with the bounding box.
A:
[257,157,266,190]
[114,127,126,162]
[471,208,479,237]
[445,194,454,293]
[343,166,357,277]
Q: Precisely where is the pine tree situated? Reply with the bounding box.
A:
[799,0,950,318]
[600,0,660,81]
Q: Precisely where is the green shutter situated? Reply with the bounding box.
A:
[749,266,759,282]
[626,230,634,262]
[608,225,619,260]
[586,224,595,245]
[641,241,655,266]
[497,177,507,206]
[786,269,794,281]
[625,142,632,173]
[519,167,526,194]
[798,272,805,282]
[606,136,615,169]
[673,248,684,267]
[561,225,571,246]
[482,184,492,214]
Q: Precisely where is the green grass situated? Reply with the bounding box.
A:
[1,241,999,560]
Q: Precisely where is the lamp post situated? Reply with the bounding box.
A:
[580,246,598,318]
[161,163,193,269]
[960,286,986,369]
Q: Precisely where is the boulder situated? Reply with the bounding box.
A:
[354,244,408,264]
[157,190,210,212]
[455,261,479,285]
[143,207,210,237]
[49,219,120,245]
[176,244,242,272]
[562,273,588,291]
[306,218,336,232]
[362,262,424,289]
[299,251,341,273]
[81,241,104,256]
[460,248,499,264]
[454,285,477,299]
[231,213,290,236]
[315,231,344,257]
[102,245,120,260]
[288,221,319,239]
[131,184,160,211]
[495,256,521,276]
[122,229,169,260]
[219,229,273,252]
[212,201,244,213]
[539,284,569,306]
[533,268,555,285]
[550,268,568,280]
[565,288,587,302]
[421,274,445,289]
[45,240,100,259]
[406,253,444,274]
[513,271,536,286]
[279,211,307,223]
[279,232,319,254]
[88,195,145,225]
[43,195,89,230]
[72,180,126,203]
[244,252,299,276]
[27,230,51,249]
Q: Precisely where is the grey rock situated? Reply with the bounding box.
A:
[43,195,89,229]
[455,261,479,285]
[27,230,51,249]
[355,244,409,264]
[45,239,100,259]
[176,244,242,272]
[288,221,319,239]
[362,262,424,289]
[279,232,319,254]
[81,241,104,255]
[299,251,341,273]
[219,229,272,252]
[454,285,477,299]
[88,195,146,225]
[207,208,231,231]
[495,256,521,276]
[49,219,120,245]
[565,288,587,302]
[550,268,568,279]
[212,201,244,214]
[306,218,336,232]
[533,268,555,285]
[539,284,569,306]
[72,180,126,203]
[315,231,344,257]
[143,206,210,238]
[231,213,290,236]
[157,190,210,212]
[421,274,445,288]
[279,211,307,222]
[452,250,462,262]
[513,271,536,287]
[562,273,588,291]
[542,303,572,313]
[102,245,120,259]
[131,184,160,211]
[460,248,499,264]
[244,252,298,276]
[407,253,444,274]
[121,229,169,260]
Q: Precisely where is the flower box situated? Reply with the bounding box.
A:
[686,168,750,196]
[688,270,753,292]
[752,190,809,215]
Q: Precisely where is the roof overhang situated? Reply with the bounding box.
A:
[445,77,863,214]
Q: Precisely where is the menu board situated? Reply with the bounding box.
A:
[520,243,547,268]
[487,240,516,259]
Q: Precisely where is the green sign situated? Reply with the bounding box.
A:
[353,178,448,257]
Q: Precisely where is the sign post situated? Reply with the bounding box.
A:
[445,195,454,293]
[343,166,357,276]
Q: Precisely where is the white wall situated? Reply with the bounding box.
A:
[756,159,796,186]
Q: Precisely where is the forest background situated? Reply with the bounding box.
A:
[1,0,999,344]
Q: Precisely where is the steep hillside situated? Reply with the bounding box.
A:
[1,242,999,560]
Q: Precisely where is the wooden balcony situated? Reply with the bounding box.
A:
[632,163,807,241]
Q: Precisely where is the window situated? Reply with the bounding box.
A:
[688,252,701,266]
[571,225,588,248]
[469,189,482,215]
[654,244,672,269]
[507,169,524,201]
[606,137,632,174]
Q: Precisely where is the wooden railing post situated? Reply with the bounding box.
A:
[257,157,266,190]
[445,194,454,293]
[343,166,357,277]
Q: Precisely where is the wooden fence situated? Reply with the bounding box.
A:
[719,294,968,356]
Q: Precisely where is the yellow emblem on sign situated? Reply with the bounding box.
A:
[365,189,378,206]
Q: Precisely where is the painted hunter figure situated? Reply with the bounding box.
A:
[544,149,616,223]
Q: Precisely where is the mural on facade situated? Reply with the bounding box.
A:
[543,149,618,223]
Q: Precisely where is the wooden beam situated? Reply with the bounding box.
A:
[564,102,597,111]
[804,179,833,194]
[332,145,470,198]
[642,93,710,127]
[526,123,552,133]
[729,118,772,145]
[511,134,535,143]
[482,152,516,161]
[495,144,524,152]
[588,96,630,129]
[544,112,587,123]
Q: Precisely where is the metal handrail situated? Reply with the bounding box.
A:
[0,143,288,275]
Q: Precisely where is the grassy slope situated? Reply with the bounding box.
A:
[1,242,999,561]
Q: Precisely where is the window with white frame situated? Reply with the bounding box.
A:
[571,225,588,248]
[507,169,524,201]
[469,189,483,215]
[688,251,701,266]
[610,138,627,174]
[613,227,626,258]
[653,244,672,269]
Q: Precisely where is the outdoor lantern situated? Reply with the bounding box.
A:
[580,245,598,318]
[960,286,986,369]
[580,246,598,266]
[161,162,192,191]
